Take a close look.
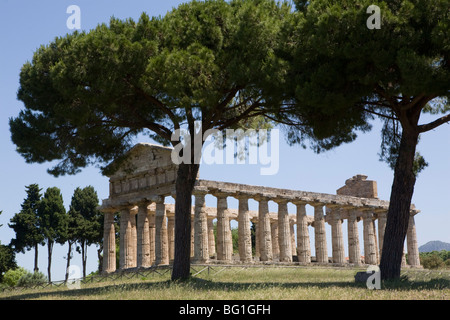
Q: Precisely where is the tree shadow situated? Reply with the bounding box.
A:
[1,275,448,300]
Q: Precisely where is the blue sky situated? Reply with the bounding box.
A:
[0,0,449,281]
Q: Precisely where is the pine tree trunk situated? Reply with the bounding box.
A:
[81,241,87,279]
[97,246,103,273]
[171,162,200,281]
[65,241,72,282]
[47,241,53,283]
[34,244,39,273]
[380,129,419,280]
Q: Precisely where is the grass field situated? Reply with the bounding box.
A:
[1,265,449,300]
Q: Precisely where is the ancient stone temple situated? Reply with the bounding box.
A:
[99,143,421,273]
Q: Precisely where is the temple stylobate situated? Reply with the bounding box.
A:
[99,143,421,273]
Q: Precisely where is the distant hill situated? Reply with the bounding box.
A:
[419,241,450,252]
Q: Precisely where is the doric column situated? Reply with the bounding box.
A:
[347,209,361,265]
[216,193,233,262]
[312,203,328,264]
[193,190,209,263]
[290,220,297,256]
[295,201,311,264]
[191,215,194,258]
[256,195,273,262]
[137,201,151,268]
[154,196,169,265]
[167,214,175,261]
[275,199,292,262]
[237,195,252,263]
[251,219,260,260]
[207,217,216,258]
[377,209,387,259]
[407,213,421,267]
[148,209,156,265]
[271,219,279,259]
[362,210,377,265]
[120,206,137,269]
[329,208,345,265]
[102,210,116,273]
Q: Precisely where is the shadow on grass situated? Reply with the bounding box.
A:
[1,275,448,300]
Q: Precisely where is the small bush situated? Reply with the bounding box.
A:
[16,271,47,287]
[444,259,450,268]
[420,254,444,269]
[2,267,28,287]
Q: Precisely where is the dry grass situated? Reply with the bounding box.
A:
[1,266,449,300]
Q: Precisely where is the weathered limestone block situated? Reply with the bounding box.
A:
[336,174,378,199]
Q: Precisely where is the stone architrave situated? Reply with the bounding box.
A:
[237,195,253,263]
[275,199,292,262]
[295,201,311,264]
[347,209,361,265]
[193,191,209,263]
[312,203,328,264]
[102,210,116,273]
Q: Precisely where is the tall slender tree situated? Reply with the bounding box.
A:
[8,184,44,273]
[38,187,67,282]
[69,186,101,278]
[9,0,296,280]
[63,208,77,282]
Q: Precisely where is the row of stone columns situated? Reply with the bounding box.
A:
[102,194,421,273]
